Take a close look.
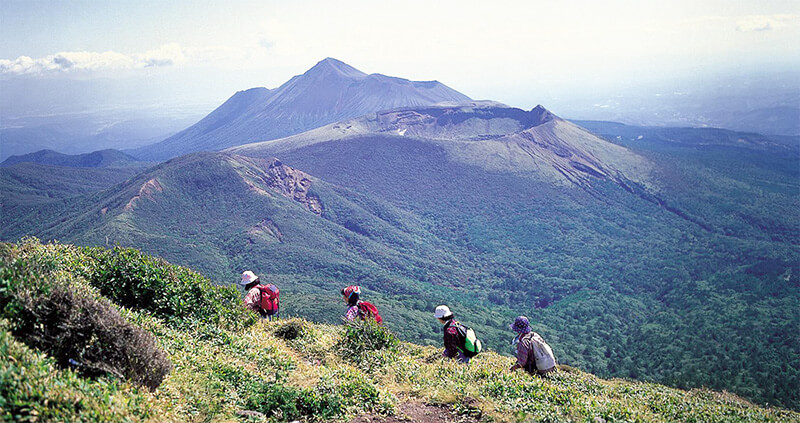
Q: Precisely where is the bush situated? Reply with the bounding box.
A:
[6,278,172,390]
[78,246,256,327]
[336,318,399,363]
[273,319,309,341]
[244,383,343,421]
[0,328,155,422]
[333,369,395,414]
[1,242,172,390]
[296,387,344,421]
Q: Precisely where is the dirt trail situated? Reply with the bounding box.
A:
[351,400,479,423]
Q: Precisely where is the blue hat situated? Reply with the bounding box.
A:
[510,316,531,334]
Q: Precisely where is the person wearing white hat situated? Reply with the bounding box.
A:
[434,305,469,364]
[240,270,263,317]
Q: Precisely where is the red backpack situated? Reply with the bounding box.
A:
[256,284,279,316]
[357,301,382,324]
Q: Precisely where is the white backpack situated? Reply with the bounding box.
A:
[528,332,557,371]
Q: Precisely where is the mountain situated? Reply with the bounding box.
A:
[132,58,473,161]
[5,240,798,422]
[1,149,143,168]
[1,150,152,216]
[230,104,653,190]
[3,104,798,410]
[0,163,146,209]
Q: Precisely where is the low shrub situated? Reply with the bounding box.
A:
[3,240,257,328]
[79,246,252,326]
[0,328,154,422]
[336,318,399,361]
[244,383,343,422]
[296,387,344,421]
[246,383,300,420]
[7,278,172,390]
[273,319,309,341]
[1,242,172,390]
[333,369,396,414]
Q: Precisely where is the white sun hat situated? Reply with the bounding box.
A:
[240,270,259,286]
[434,305,453,319]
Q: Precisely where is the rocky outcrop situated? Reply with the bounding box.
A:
[247,219,284,243]
[231,155,324,215]
[263,158,323,215]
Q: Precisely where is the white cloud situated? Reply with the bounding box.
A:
[736,14,796,32]
[0,43,186,76]
[137,43,185,68]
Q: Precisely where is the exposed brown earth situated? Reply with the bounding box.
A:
[350,400,479,423]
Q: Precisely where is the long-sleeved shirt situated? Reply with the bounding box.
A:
[244,286,262,314]
[344,305,359,321]
[442,320,462,359]
[244,286,261,312]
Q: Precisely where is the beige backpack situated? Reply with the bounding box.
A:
[526,332,557,371]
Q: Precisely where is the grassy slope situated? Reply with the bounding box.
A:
[2,240,797,423]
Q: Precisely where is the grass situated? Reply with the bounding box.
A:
[1,239,798,422]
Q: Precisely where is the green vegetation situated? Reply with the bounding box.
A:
[0,149,144,169]
[1,239,797,422]
[242,131,800,410]
[1,123,798,411]
[0,162,144,208]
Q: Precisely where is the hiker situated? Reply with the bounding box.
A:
[434,305,471,364]
[341,285,382,323]
[240,270,280,321]
[509,316,557,376]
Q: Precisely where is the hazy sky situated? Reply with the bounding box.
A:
[1,0,798,111]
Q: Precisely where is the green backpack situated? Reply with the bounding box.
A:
[454,321,482,357]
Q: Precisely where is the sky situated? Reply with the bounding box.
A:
[1,0,798,115]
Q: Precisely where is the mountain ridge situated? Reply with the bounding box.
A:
[1,148,143,168]
[229,104,654,191]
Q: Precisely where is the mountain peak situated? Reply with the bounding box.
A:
[304,57,367,80]
[529,104,557,126]
[133,59,471,161]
